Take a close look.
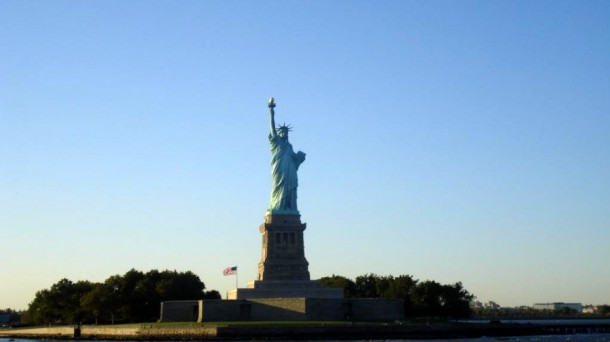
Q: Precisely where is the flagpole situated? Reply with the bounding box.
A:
[236,266,238,289]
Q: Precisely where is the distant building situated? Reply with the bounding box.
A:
[533,302,582,313]
[0,314,11,327]
[583,305,599,314]
[470,301,502,310]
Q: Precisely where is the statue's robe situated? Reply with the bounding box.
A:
[268,133,305,213]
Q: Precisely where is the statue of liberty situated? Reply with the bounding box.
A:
[267,97,306,214]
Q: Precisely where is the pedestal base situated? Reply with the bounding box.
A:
[227,280,343,299]
[257,214,310,281]
[227,214,343,300]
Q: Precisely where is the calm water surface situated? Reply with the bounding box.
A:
[461,319,610,325]
[7,336,610,342]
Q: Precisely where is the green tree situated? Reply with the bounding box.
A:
[354,274,380,298]
[411,280,444,317]
[80,282,118,324]
[389,275,418,314]
[23,278,94,325]
[375,275,392,298]
[155,270,205,301]
[111,269,145,322]
[409,280,474,318]
[439,282,474,319]
[204,290,222,299]
[319,273,473,319]
[109,269,206,322]
[318,275,357,298]
[24,269,210,324]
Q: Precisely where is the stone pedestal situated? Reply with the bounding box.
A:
[257,214,310,281]
[227,280,343,299]
[227,214,343,300]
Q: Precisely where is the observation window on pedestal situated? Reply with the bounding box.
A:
[275,232,281,244]
[283,232,288,243]
[290,233,295,244]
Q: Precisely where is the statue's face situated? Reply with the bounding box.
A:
[278,129,288,140]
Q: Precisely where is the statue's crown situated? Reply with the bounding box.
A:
[277,123,293,132]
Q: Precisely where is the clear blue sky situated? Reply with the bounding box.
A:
[1,0,609,310]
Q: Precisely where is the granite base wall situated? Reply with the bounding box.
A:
[159,300,199,322]
[160,298,404,322]
[349,298,406,321]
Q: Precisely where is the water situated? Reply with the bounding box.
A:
[461,319,610,325]
[4,336,610,342]
[4,320,610,342]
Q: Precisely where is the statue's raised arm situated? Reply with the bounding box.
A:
[266,97,305,215]
[268,97,277,137]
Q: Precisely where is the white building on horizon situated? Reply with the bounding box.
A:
[533,302,583,313]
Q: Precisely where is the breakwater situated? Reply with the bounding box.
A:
[1,321,610,340]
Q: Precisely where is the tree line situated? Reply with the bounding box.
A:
[21,269,220,325]
[473,305,610,319]
[18,270,475,324]
[10,270,610,325]
[319,274,475,319]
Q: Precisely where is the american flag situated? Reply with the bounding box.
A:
[223,266,237,276]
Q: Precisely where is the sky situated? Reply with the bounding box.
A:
[1,0,609,311]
